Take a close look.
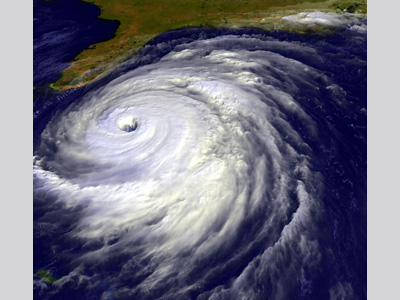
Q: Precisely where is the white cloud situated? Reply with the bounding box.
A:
[33,31,359,298]
[281,11,362,29]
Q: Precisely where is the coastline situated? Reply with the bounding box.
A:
[48,0,366,91]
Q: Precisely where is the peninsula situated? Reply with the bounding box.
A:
[51,0,366,90]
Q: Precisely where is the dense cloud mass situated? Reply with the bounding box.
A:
[281,11,363,30]
[34,21,366,300]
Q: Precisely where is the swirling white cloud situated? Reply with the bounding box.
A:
[33,32,358,299]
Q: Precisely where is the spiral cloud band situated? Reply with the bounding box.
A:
[34,23,366,300]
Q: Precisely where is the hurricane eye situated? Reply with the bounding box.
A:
[119,119,138,133]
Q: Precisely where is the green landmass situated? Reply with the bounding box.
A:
[51,0,366,90]
[49,83,63,91]
[36,269,59,284]
[332,0,366,13]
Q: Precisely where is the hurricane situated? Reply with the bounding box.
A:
[33,21,367,300]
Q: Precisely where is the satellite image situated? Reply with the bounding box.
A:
[33,0,367,299]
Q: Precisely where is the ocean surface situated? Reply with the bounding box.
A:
[33,2,366,299]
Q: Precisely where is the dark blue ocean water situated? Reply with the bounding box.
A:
[33,3,366,299]
[33,0,119,87]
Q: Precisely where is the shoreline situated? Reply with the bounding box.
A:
[47,0,366,91]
